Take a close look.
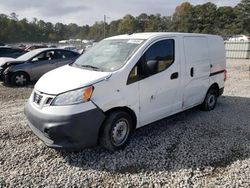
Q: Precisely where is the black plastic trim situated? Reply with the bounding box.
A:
[219,87,224,96]
[210,70,225,77]
[24,102,106,151]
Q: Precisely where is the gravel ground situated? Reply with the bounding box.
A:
[0,59,250,187]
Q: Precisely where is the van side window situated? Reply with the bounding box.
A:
[127,39,174,85]
[143,39,174,77]
[127,65,139,85]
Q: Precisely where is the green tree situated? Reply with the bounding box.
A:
[108,20,121,36]
[136,13,149,32]
[10,12,18,21]
[215,6,238,35]
[236,0,250,34]
[145,14,163,32]
[161,16,173,32]
[172,2,193,32]
[192,2,217,34]
[88,22,104,41]
[118,15,137,34]
[0,2,249,44]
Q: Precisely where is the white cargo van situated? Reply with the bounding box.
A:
[24,32,226,151]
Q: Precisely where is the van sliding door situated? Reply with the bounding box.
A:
[183,36,210,108]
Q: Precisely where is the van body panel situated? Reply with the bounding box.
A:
[35,64,112,95]
[208,36,226,89]
[91,79,129,111]
[24,100,105,150]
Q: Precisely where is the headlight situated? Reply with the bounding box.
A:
[52,86,93,106]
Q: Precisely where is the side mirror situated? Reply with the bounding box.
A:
[145,60,158,75]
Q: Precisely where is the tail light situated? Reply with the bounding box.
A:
[224,70,227,82]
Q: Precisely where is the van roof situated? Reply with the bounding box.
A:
[106,32,219,40]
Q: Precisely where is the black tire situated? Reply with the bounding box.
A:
[201,88,218,111]
[11,72,29,86]
[100,111,133,152]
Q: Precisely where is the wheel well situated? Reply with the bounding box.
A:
[209,83,220,96]
[97,107,137,143]
[12,71,30,81]
[104,107,137,132]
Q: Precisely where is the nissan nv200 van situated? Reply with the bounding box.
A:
[24,33,226,151]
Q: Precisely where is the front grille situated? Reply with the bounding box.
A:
[32,90,55,108]
[33,92,43,105]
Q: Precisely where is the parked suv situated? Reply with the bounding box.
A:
[0,48,79,86]
[25,33,226,151]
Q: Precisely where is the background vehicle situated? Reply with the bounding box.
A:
[60,46,79,52]
[0,46,26,58]
[25,33,226,151]
[228,35,250,42]
[25,45,48,52]
[0,48,80,86]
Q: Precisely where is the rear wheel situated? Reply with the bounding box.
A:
[11,72,29,86]
[201,88,218,111]
[100,111,133,151]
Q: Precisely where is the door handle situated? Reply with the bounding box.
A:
[170,72,179,80]
[190,67,194,77]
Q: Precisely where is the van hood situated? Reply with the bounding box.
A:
[35,64,112,95]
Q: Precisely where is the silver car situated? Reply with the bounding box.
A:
[0,48,79,86]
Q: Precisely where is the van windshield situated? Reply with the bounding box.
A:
[73,39,145,72]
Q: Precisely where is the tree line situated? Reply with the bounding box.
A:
[0,0,249,43]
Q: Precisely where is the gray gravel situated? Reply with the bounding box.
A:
[0,59,250,187]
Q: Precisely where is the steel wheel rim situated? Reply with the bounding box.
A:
[111,118,129,146]
[15,75,27,85]
[208,94,216,108]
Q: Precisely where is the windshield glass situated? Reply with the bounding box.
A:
[73,39,145,72]
[16,50,40,61]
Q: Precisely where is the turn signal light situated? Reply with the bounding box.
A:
[83,86,94,102]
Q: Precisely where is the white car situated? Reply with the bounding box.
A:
[24,32,226,151]
[228,35,250,42]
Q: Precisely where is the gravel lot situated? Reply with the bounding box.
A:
[0,59,250,187]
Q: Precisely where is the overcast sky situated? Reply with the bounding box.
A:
[0,0,241,26]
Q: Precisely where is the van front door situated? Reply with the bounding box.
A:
[137,39,182,126]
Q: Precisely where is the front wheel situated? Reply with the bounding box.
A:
[100,111,133,151]
[11,72,29,86]
[201,88,218,111]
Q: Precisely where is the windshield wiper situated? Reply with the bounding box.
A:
[81,65,101,70]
